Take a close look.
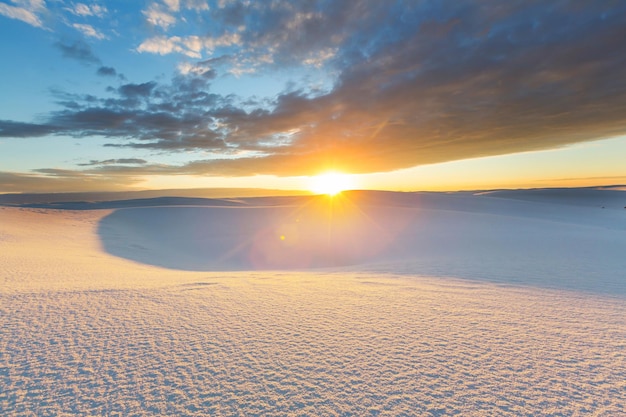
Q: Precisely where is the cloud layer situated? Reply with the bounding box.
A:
[1,0,626,184]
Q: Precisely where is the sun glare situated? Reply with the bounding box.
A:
[308,172,354,196]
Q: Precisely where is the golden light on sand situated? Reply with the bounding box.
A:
[308,172,355,196]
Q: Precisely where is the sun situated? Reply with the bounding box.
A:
[308,172,355,196]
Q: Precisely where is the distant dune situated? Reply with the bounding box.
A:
[0,187,310,205]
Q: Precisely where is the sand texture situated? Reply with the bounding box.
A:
[1,189,625,416]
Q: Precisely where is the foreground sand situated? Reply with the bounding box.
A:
[1,190,625,415]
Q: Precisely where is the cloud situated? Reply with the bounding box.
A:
[4,1,626,179]
[142,3,177,30]
[140,0,210,30]
[2,73,228,151]
[118,82,158,99]
[96,66,117,77]
[0,0,45,28]
[136,36,198,58]
[77,159,148,167]
[137,32,242,59]
[0,120,57,137]
[65,3,107,18]
[72,23,107,39]
[162,0,180,12]
[184,0,208,11]
[177,61,218,77]
[54,40,101,65]
[201,0,367,69]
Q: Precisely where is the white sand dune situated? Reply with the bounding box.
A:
[1,189,625,415]
[93,190,626,294]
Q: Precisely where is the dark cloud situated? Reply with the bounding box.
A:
[185,0,626,175]
[6,72,231,151]
[97,66,117,76]
[0,120,57,137]
[118,82,157,99]
[54,40,101,65]
[5,1,626,178]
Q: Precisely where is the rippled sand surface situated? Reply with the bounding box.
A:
[1,190,625,415]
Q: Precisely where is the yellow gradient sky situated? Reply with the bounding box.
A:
[136,136,626,192]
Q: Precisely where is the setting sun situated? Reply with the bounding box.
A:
[308,172,355,195]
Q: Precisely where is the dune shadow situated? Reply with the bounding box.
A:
[96,193,626,296]
[96,200,414,271]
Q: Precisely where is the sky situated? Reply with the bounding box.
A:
[1,0,626,193]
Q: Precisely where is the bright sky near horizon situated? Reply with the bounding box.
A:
[1,1,626,193]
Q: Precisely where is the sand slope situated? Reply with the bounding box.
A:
[1,189,625,416]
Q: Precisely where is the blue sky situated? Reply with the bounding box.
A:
[1,0,626,192]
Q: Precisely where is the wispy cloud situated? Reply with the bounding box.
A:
[77,158,148,167]
[137,32,242,59]
[0,0,46,28]
[136,36,197,58]
[162,0,180,13]
[72,23,107,40]
[139,0,211,30]
[142,3,177,30]
[184,0,208,11]
[65,3,107,18]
